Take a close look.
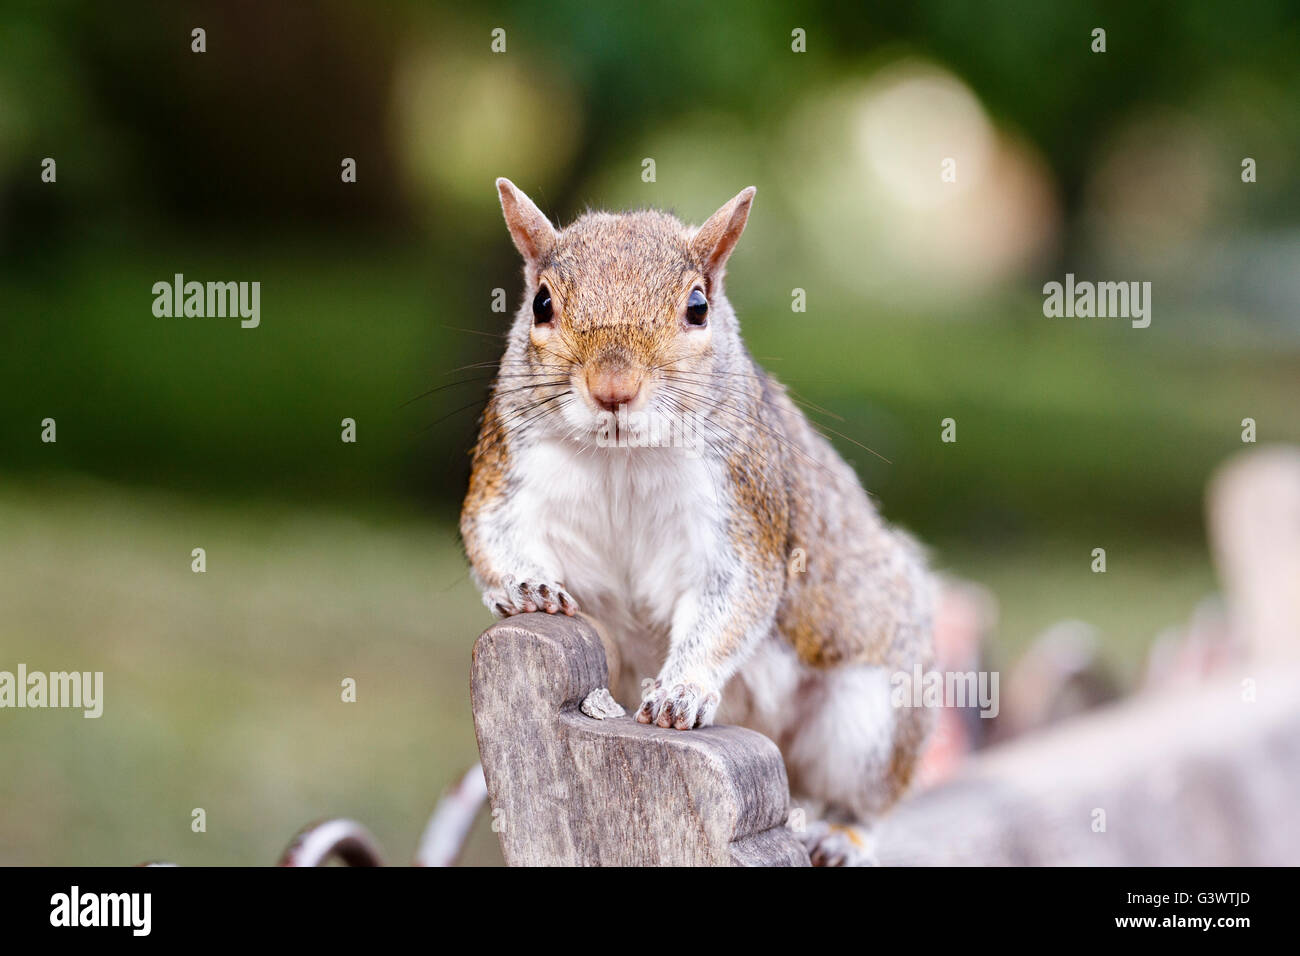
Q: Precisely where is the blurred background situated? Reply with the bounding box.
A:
[2,0,1298,865]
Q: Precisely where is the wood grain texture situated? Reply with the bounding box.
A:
[470,612,809,866]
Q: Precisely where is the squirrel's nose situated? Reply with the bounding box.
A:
[586,367,642,412]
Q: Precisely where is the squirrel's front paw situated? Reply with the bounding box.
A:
[635,678,720,730]
[484,575,578,618]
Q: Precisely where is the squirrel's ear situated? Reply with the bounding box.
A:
[691,186,756,278]
[496,177,557,264]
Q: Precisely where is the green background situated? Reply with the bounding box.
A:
[1,0,1297,864]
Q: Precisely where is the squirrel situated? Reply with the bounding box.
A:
[461,178,935,865]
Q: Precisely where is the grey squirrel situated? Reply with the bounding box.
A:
[461,178,935,865]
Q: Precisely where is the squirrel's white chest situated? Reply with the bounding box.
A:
[512,439,725,631]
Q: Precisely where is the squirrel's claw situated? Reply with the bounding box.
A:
[636,679,720,730]
[485,577,578,618]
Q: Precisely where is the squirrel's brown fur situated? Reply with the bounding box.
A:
[461,179,935,864]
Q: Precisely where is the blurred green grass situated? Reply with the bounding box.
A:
[0,476,501,866]
[0,474,1218,865]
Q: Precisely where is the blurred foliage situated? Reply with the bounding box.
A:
[2,0,1296,545]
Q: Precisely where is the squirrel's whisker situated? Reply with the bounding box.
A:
[440,324,509,340]
[659,367,848,423]
[658,377,890,466]
[475,390,572,447]
[400,373,567,409]
[655,382,848,480]
[417,381,569,435]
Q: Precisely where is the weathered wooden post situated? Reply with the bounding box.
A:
[470,612,809,866]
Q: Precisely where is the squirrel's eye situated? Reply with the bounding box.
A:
[685,289,708,327]
[532,286,553,324]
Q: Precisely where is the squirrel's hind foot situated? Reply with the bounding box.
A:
[800,821,878,867]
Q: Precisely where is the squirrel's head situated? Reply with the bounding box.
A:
[495,177,755,438]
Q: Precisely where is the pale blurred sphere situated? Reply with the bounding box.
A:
[782,59,1060,304]
[392,43,581,227]
[853,62,995,209]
